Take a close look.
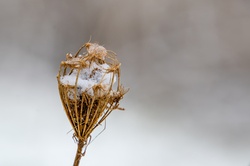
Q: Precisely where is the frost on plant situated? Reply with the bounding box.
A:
[57,42,128,166]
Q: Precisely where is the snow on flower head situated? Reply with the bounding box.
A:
[57,42,124,100]
[59,56,115,98]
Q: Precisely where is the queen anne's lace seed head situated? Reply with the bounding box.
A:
[57,42,128,166]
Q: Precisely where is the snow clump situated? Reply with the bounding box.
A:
[60,61,115,98]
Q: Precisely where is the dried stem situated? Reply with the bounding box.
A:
[73,140,85,166]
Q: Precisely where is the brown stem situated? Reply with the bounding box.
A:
[73,140,85,166]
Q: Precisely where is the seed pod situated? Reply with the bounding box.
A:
[57,42,128,166]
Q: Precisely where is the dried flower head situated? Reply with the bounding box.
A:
[57,42,128,166]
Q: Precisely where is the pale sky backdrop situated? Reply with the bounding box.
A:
[1,0,250,166]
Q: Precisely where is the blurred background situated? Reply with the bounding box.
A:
[0,0,250,166]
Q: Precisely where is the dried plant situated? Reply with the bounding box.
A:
[57,42,128,166]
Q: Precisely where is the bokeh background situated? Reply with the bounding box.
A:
[1,0,250,166]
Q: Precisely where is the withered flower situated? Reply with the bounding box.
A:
[57,42,128,166]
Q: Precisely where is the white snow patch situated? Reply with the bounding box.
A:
[60,61,116,97]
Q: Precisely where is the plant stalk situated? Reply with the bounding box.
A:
[73,140,85,166]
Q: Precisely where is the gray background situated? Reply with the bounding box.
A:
[0,0,250,166]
